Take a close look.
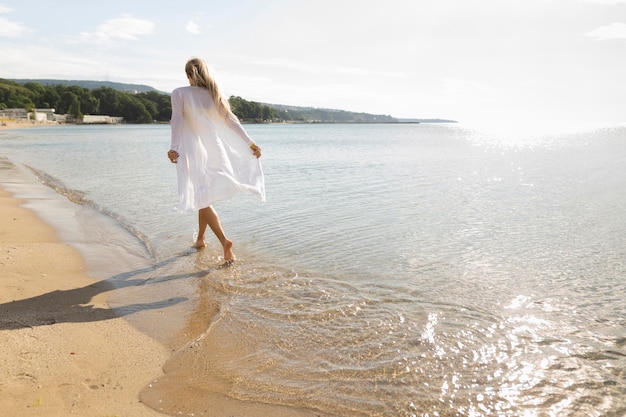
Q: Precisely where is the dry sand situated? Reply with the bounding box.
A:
[0,186,169,416]
[0,121,46,129]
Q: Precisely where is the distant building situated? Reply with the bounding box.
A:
[82,115,123,124]
[0,108,123,125]
[0,108,58,123]
[34,108,56,122]
[0,108,29,120]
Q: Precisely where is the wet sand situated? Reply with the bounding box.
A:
[0,186,169,416]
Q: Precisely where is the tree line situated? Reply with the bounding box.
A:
[0,79,278,123]
[1,78,402,124]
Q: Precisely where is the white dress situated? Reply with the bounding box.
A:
[170,86,265,212]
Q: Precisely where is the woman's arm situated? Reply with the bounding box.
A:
[225,112,253,145]
[225,112,262,158]
[170,88,184,152]
[168,88,184,163]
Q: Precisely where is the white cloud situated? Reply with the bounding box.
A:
[585,22,626,40]
[186,21,201,34]
[0,5,28,37]
[0,16,28,37]
[77,14,154,44]
[0,44,101,79]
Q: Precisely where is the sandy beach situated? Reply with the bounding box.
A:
[0,120,48,130]
[0,186,169,416]
[0,178,330,417]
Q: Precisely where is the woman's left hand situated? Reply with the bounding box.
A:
[168,149,179,163]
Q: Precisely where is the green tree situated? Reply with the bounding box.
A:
[0,80,35,108]
[24,82,46,106]
[68,94,82,120]
[1,78,288,124]
[229,95,276,122]
[136,91,171,121]
[40,88,61,109]
[59,90,80,115]
[92,87,121,116]
[119,95,152,123]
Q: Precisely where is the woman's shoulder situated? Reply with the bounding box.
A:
[172,86,192,95]
[173,86,211,97]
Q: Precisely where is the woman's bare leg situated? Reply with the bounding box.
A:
[195,210,208,248]
[197,206,235,261]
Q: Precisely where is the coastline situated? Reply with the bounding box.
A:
[0,156,332,417]
[0,185,169,416]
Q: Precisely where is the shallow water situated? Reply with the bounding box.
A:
[1,123,625,416]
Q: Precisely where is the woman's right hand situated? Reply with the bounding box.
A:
[168,150,179,163]
[250,144,262,159]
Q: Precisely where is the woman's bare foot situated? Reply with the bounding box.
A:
[194,237,206,248]
[223,239,235,261]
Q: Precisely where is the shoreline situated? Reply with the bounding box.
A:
[0,185,169,416]
[0,120,452,131]
[0,156,331,417]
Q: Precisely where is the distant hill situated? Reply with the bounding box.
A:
[263,103,398,123]
[264,105,457,124]
[398,118,458,124]
[9,79,457,124]
[10,79,161,94]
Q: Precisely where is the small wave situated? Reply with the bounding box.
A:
[26,165,156,259]
[29,167,94,206]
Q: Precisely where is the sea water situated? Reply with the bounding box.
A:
[1,123,625,416]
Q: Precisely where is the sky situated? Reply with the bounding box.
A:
[1,0,625,130]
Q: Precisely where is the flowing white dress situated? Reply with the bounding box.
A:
[170,86,265,212]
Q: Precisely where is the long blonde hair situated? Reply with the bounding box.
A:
[185,58,233,119]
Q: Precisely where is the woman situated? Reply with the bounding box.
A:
[167,57,265,263]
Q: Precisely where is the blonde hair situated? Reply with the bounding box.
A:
[185,58,233,119]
